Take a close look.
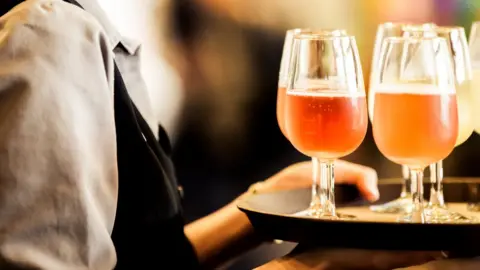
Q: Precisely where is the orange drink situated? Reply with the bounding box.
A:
[286,90,368,160]
[373,85,458,169]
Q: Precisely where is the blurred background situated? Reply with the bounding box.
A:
[103,0,480,268]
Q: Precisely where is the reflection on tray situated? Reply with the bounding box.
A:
[291,203,480,224]
[292,209,358,220]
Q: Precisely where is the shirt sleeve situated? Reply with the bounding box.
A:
[0,0,118,269]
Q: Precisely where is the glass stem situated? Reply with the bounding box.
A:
[410,168,426,223]
[310,157,321,214]
[310,157,336,217]
[400,165,412,198]
[429,161,445,208]
[320,159,336,216]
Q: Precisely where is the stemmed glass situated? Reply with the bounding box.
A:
[467,22,480,212]
[470,22,480,135]
[277,29,347,217]
[368,22,436,214]
[372,36,458,223]
[403,26,475,222]
[285,34,368,219]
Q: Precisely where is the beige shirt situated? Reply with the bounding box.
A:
[0,0,155,269]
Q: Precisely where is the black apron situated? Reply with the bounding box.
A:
[108,65,199,269]
[65,1,200,269]
[0,1,200,269]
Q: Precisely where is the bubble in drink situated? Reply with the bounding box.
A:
[285,89,368,160]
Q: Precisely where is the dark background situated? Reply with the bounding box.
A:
[169,0,480,268]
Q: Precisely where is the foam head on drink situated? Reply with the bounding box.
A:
[372,83,458,170]
[285,82,368,160]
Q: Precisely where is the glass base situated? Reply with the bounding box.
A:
[294,208,356,220]
[369,196,414,214]
[467,203,480,212]
[425,206,477,224]
[397,210,427,223]
[398,207,477,224]
[306,211,356,220]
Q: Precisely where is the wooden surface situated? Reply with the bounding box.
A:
[254,248,447,270]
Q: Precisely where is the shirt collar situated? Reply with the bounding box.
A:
[74,0,140,55]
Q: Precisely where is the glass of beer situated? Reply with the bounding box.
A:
[404,26,475,222]
[278,29,347,217]
[467,22,480,212]
[285,34,368,219]
[469,22,480,136]
[372,36,458,223]
[369,22,436,214]
[278,29,346,138]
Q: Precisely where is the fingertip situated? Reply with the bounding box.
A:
[368,190,380,202]
[365,171,380,202]
[358,184,379,202]
[362,183,379,202]
[366,168,379,183]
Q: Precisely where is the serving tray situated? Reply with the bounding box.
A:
[238,178,480,253]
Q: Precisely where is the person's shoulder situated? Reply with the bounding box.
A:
[0,0,114,65]
[0,0,115,98]
[0,0,109,42]
[2,0,94,21]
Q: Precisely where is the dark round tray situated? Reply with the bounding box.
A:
[238,177,480,253]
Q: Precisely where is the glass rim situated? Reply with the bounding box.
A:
[379,22,436,29]
[381,22,413,27]
[286,28,311,35]
[383,36,447,43]
[404,25,465,34]
[293,33,354,41]
[434,26,465,34]
[286,28,348,36]
[308,28,347,34]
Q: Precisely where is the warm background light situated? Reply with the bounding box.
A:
[97,1,480,268]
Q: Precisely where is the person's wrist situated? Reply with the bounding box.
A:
[237,181,285,245]
[229,197,267,246]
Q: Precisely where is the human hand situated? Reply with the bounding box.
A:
[256,248,442,270]
[254,160,379,202]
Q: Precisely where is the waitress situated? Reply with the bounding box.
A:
[0,0,381,269]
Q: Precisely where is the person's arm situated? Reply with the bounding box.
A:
[0,0,118,268]
[185,160,380,268]
[185,194,261,268]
